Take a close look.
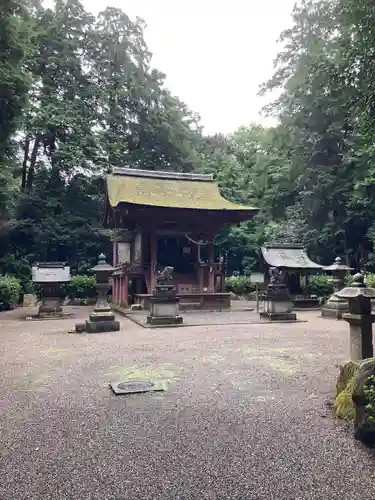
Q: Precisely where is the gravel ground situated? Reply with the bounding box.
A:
[1,306,375,499]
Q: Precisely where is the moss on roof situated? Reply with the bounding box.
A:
[106,173,258,212]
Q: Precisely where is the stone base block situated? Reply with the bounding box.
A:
[39,298,63,314]
[84,319,120,333]
[321,300,348,320]
[260,312,297,322]
[146,315,183,326]
[37,311,65,319]
[89,310,116,322]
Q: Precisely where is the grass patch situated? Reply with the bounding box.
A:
[334,361,359,421]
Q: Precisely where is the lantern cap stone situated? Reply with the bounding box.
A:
[336,273,375,299]
[91,253,114,273]
[323,256,354,272]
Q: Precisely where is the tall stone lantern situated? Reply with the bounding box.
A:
[76,253,120,333]
[336,273,375,361]
[321,256,353,319]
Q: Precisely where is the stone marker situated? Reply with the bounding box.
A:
[23,294,38,307]
[260,267,297,322]
[146,266,183,326]
[321,256,353,319]
[76,253,120,333]
[336,273,375,361]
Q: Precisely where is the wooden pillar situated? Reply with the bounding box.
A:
[150,232,157,292]
[113,242,118,266]
[208,237,215,293]
[123,274,129,307]
[199,265,204,292]
[112,276,117,304]
[119,276,124,305]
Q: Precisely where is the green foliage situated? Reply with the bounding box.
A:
[67,275,96,299]
[307,275,333,297]
[363,375,375,424]
[224,276,255,296]
[0,253,31,293]
[364,274,375,288]
[0,275,22,310]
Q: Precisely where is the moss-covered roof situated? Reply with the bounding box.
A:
[106,169,258,213]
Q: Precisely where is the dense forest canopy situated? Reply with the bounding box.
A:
[2,0,375,276]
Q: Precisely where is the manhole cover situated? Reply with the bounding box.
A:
[110,379,164,395]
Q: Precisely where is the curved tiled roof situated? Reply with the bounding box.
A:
[106,168,258,212]
[261,244,323,269]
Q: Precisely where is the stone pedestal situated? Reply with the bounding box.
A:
[38,283,64,318]
[260,283,297,321]
[342,313,375,361]
[147,285,183,326]
[78,282,120,333]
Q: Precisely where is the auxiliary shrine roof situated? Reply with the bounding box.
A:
[261,244,323,270]
[106,167,258,213]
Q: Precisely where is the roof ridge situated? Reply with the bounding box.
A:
[111,167,214,182]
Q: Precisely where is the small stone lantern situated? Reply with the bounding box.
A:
[321,256,353,319]
[336,273,375,361]
[75,253,120,333]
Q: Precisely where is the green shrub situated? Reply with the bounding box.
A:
[0,275,22,310]
[364,273,375,288]
[363,375,375,424]
[225,275,254,296]
[67,275,96,299]
[307,275,333,297]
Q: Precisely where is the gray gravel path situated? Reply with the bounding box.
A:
[1,307,375,499]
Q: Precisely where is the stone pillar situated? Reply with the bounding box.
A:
[344,314,374,361]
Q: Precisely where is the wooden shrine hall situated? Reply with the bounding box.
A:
[102,167,258,309]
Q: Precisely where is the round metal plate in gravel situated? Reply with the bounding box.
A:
[116,380,154,392]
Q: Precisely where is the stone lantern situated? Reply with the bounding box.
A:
[336,273,375,361]
[76,253,120,333]
[321,256,353,319]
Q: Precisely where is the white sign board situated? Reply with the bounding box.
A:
[117,242,131,264]
[250,272,264,284]
[32,265,71,283]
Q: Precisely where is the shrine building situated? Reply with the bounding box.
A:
[102,167,258,309]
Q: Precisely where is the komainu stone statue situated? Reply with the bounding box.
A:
[156,266,174,286]
[269,266,285,285]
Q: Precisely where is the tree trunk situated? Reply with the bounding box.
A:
[21,137,30,191]
[26,134,41,192]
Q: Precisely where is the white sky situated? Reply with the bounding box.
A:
[52,0,297,134]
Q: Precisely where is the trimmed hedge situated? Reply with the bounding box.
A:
[67,275,96,299]
[0,276,22,310]
[307,275,333,297]
[225,276,255,296]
